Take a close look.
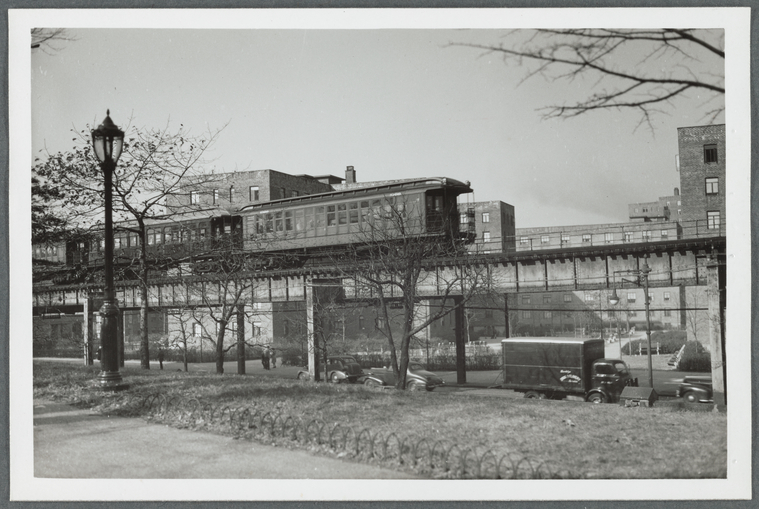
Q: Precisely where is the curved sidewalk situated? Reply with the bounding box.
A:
[33,399,418,479]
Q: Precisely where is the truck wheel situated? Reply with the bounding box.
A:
[587,393,606,404]
[524,391,543,399]
[683,391,698,403]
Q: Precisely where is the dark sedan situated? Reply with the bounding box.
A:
[359,362,445,391]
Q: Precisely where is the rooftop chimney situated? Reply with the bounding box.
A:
[346,166,356,184]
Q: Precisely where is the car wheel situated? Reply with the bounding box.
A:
[363,378,381,387]
[297,372,308,381]
[406,380,421,391]
[587,393,606,404]
[330,372,340,383]
[524,391,543,399]
[425,386,435,392]
[683,391,698,403]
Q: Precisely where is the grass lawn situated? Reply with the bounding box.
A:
[33,361,726,479]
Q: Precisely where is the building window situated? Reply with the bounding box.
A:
[249,186,259,201]
[543,310,552,319]
[561,233,570,244]
[629,311,637,317]
[624,232,633,243]
[707,211,720,230]
[482,212,490,223]
[292,190,299,197]
[661,230,669,239]
[704,144,718,164]
[627,292,636,303]
[192,322,202,337]
[376,316,387,330]
[705,177,719,195]
[190,191,200,204]
[522,295,531,305]
[543,294,551,304]
[664,309,672,317]
[540,235,550,244]
[483,231,490,242]
[563,294,572,303]
[662,292,670,302]
[604,233,613,243]
[229,186,234,203]
[642,231,651,241]
[459,213,468,224]
[484,309,493,319]
[212,189,219,205]
[585,293,595,302]
[582,234,591,243]
[521,310,531,319]
[252,322,262,337]
[648,292,654,303]
[280,187,287,199]
[519,236,529,245]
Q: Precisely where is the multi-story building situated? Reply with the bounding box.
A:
[628,189,681,223]
[513,221,682,252]
[165,168,343,213]
[459,201,516,254]
[677,124,726,236]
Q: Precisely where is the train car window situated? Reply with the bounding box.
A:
[265,213,273,233]
[315,206,325,228]
[305,208,314,230]
[155,229,162,244]
[114,237,121,249]
[224,224,231,234]
[199,228,206,239]
[294,209,304,231]
[190,229,196,242]
[274,211,284,232]
[147,229,154,245]
[327,205,336,227]
[338,203,347,225]
[285,210,293,231]
[349,202,359,224]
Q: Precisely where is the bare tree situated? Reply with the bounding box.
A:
[334,195,493,389]
[33,118,226,368]
[455,29,725,131]
[31,28,76,53]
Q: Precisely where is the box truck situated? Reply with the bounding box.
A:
[501,337,638,403]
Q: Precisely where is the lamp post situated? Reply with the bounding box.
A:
[92,110,128,390]
[609,258,654,390]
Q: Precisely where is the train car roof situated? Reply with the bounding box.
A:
[500,337,604,345]
[238,176,472,213]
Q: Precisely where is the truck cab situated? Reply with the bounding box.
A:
[586,358,638,403]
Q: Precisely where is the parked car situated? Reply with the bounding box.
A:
[296,355,364,383]
[358,362,445,391]
[676,375,713,403]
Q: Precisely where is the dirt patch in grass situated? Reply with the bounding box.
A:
[33,361,726,479]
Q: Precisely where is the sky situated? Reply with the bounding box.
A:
[30,25,725,228]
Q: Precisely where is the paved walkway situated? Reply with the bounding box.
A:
[33,399,418,479]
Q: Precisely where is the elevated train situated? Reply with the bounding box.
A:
[33,177,475,274]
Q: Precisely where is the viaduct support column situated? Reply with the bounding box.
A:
[454,296,466,384]
[706,256,726,406]
[305,277,320,381]
[83,295,93,365]
[236,304,246,375]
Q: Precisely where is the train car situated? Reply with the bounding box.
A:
[85,209,243,266]
[238,177,474,254]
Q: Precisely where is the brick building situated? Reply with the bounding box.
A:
[628,189,681,223]
[677,124,726,235]
[459,201,516,254]
[513,221,682,252]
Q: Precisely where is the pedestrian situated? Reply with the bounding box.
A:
[270,348,277,369]
[158,348,165,370]
[262,348,270,370]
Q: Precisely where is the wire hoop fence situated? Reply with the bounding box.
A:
[100,392,582,479]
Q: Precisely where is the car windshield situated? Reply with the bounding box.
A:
[613,361,630,375]
[408,363,424,371]
[341,357,356,363]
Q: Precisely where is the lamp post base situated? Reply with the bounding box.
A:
[95,370,129,391]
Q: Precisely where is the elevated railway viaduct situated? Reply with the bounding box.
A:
[33,236,727,402]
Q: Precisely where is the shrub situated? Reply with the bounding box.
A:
[677,341,711,372]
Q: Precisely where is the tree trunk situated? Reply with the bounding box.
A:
[236,305,245,375]
[139,223,150,369]
[215,324,225,374]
